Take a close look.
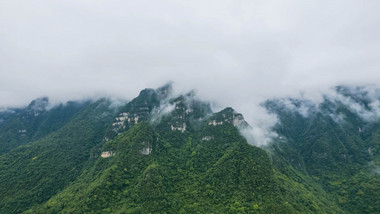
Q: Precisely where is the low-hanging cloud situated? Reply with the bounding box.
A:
[1,0,380,145]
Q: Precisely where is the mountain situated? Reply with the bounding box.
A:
[0,98,91,155]
[265,86,380,213]
[0,85,379,213]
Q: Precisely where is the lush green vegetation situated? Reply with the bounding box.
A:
[0,99,114,213]
[266,93,380,214]
[0,86,379,213]
[24,121,342,214]
[0,98,89,155]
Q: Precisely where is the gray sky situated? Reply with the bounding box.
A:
[1,0,380,142]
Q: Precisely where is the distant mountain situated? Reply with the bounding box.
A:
[0,98,91,155]
[0,85,379,213]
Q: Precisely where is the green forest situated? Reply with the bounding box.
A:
[0,86,379,213]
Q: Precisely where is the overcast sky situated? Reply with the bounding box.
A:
[1,0,380,115]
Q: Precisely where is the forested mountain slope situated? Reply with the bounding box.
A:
[0,85,379,213]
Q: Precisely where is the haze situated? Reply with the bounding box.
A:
[1,0,380,144]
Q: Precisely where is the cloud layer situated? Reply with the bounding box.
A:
[1,0,380,144]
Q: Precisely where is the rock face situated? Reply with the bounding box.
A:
[201,136,213,141]
[103,85,250,144]
[159,94,212,133]
[104,88,163,139]
[104,85,213,140]
[207,107,248,128]
[101,151,115,158]
[140,147,152,155]
[111,112,141,132]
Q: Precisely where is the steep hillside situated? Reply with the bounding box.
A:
[0,85,379,213]
[25,112,341,213]
[0,99,115,213]
[266,86,380,213]
[0,98,90,155]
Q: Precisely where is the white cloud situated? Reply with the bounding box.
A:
[1,0,380,144]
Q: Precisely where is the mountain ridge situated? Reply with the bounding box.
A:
[0,85,378,213]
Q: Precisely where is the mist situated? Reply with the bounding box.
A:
[1,0,380,145]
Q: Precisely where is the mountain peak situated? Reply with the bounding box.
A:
[27,97,49,115]
[156,82,173,100]
[208,107,248,127]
